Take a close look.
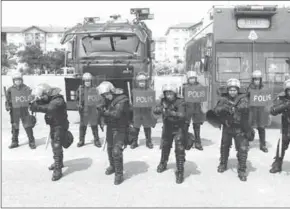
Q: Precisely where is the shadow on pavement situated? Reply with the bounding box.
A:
[35,137,47,146]
[167,160,201,179]
[124,161,149,180]
[200,138,214,147]
[249,139,272,150]
[283,161,290,175]
[227,158,257,176]
[62,158,93,177]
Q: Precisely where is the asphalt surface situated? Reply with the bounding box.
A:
[1,100,290,207]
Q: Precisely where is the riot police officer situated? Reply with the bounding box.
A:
[76,73,102,148]
[131,72,156,149]
[30,83,72,181]
[247,70,269,152]
[213,78,250,181]
[97,81,131,185]
[183,71,206,150]
[269,79,290,173]
[5,72,36,149]
[153,83,187,184]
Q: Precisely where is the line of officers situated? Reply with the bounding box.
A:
[4,70,290,185]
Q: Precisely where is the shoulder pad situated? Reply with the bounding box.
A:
[50,88,62,96]
[174,98,185,106]
[112,94,129,105]
[277,91,286,97]
[113,88,124,95]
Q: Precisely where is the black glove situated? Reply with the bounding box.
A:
[30,102,39,112]
[5,102,11,112]
[153,106,162,115]
[44,114,52,125]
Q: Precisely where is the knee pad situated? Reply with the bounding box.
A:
[12,123,19,129]
[112,146,122,159]
[175,140,185,153]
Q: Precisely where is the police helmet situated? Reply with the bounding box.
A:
[252,70,262,79]
[136,72,148,81]
[187,71,197,79]
[284,79,290,90]
[82,73,93,81]
[32,83,51,99]
[227,78,241,89]
[97,81,115,95]
[162,83,178,94]
[12,71,23,80]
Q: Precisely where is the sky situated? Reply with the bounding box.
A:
[2,1,290,38]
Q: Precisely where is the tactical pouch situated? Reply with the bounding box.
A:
[27,114,37,128]
[126,126,135,146]
[44,114,52,125]
[62,130,74,149]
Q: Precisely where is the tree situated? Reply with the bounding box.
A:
[17,45,44,74]
[1,43,18,75]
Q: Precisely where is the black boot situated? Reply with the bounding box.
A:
[91,126,102,148]
[114,157,124,185]
[270,140,285,173]
[217,144,230,173]
[25,128,36,149]
[77,126,87,147]
[270,157,283,173]
[175,153,185,184]
[157,147,171,173]
[237,150,248,182]
[9,128,19,149]
[52,152,63,181]
[184,124,194,150]
[130,127,140,149]
[193,124,203,151]
[105,147,115,175]
[258,128,268,153]
[144,127,153,149]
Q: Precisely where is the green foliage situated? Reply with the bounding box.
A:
[17,45,65,74]
[1,43,18,75]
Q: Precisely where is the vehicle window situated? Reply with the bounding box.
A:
[81,35,141,56]
[266,58,290,82]
[217,57,243,81]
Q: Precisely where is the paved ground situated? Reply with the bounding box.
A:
[1,99,290,207]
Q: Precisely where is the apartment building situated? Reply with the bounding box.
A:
[164,22,202,63]
[1,26,68,52]
[154,37,167,62]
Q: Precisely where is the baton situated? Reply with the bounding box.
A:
[127,81,132,105]
[45,132,51,150]
[102,140,107,151]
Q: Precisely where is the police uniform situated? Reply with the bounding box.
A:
[30,84,72,181]
[97,81,131,185]
[183,71,206,150]
[214,78,250,181]
[76,73,102,148]
[269,79,290,173]
[153,83,187,184]
[131,72,156,149]
[247,70,269,152]
[5,72,36,149]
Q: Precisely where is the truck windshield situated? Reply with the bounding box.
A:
[80,34,142,57]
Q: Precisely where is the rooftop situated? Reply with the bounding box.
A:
[165,22,202,35]
[2,26,68,33]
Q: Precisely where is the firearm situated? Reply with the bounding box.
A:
[3,86,10,111]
